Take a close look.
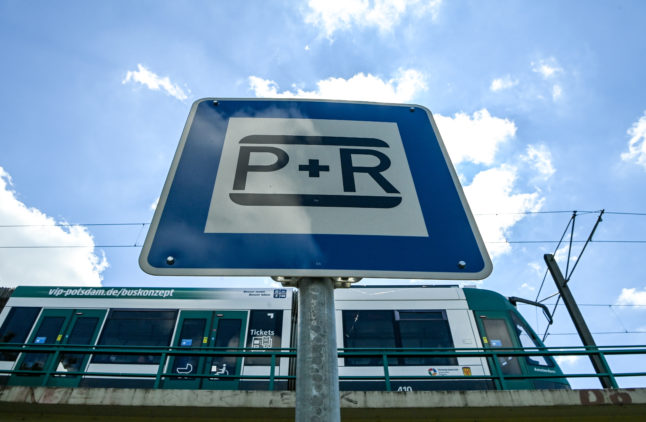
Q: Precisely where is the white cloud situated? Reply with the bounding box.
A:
[531,58,563,79]
[490,75,518,92]
[433,111,548,259]
[556,355,582,366]
[249,69,427,103]
[621,112,646,170]
[520,282,535,292]
[433,109,517,165]
[463,165,544,257]
[528,58,566,103]
[0,166,108,287]
[122,64,189,101]
[528,262,542,275]
[305,0,442,39]
[150,197,159,211]
[521,144,555,178]
[616,287,646,307]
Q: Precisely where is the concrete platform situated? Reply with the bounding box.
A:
[1,386,645,421]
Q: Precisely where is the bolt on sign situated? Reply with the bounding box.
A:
[139,98,492,280]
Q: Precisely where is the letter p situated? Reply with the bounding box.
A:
[233,146,289,190]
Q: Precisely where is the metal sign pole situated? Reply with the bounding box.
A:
[295,277,340,422]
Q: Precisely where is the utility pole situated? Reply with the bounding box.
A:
[544,254,617,388]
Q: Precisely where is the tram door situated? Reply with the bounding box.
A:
[10,309,106,387]
[475,311,533,390]
[164,310,247,390]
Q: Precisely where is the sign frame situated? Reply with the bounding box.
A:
[139,98,492,279]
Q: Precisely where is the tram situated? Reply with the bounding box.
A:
[0,285,569,390]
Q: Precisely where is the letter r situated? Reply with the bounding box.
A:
[339,148,399,194]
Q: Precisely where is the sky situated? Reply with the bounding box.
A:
[1,0,646,388]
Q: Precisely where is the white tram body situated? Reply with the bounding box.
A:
[0,285,567,391]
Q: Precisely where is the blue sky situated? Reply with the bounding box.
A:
[1,1,646,388]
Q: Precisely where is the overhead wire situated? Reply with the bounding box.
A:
[133,223,147,247]
[539,292,560,303]
[609,305,630,333]
[0,207,644,249]
[514,300,646,340]
[527,302,646,308]
[546,210,605,340]
[535,212,575,334]
[565,211,577,278]
[545,211,579,341]
[533,210,608,341]
[565,210,605,281]
[547,331,646,336]
[474,210,597,216]
[0,245,137,249]
[1,239,646,249]
[2,209,642,343]
[544,295,562,343]
[0,209,645,229]
[490,240,646,244]
[0,222,150,228]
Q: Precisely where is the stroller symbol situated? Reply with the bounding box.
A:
[175,362,193,374]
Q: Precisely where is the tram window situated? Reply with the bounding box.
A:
[245,310,283,366]
[19,316,66,372]
[171,318,206,377]
[56,317,99,372]
[177,319,206,349]
[68,317,100,345]
[57,317,101,375]
[0,307,40,361]
[209,319,242,377]
[396,311,457,366]
[343,310,397,366]
[510,313,552,367]
[93,310,177,364]
[343,310,457,366]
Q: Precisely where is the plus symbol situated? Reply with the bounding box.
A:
[299,159,330,178]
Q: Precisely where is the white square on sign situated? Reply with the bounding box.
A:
[204,117,429,237]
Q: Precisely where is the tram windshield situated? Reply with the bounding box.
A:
[510,312,552,367]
